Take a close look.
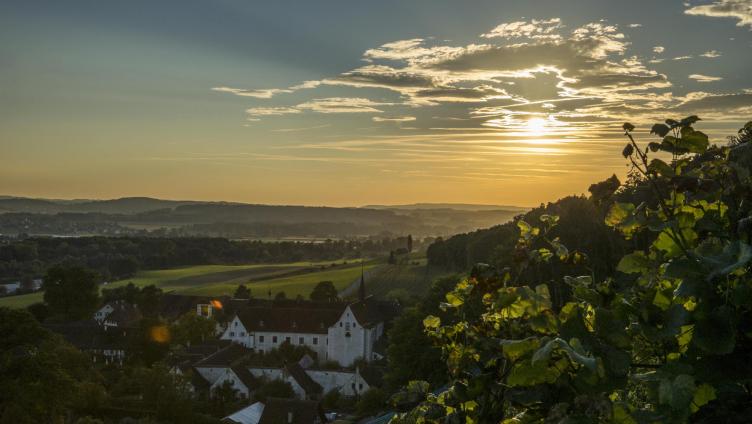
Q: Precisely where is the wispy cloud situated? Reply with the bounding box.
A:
[689,74,723,82]
[700,49,722,58]
[372,116,416,123]
[685,0,752,28]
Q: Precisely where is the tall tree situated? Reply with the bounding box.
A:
[233,284,251,299]
[309,281,339,302]
[43,265,100,321]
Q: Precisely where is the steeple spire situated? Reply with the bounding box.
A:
[358,261,366,302]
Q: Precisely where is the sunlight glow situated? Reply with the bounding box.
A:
[525,118,548,135]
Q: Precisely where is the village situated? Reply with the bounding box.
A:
[44,273,401,424]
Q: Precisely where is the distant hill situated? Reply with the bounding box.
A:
[362,203,529,212]
[0,196,523,238]
[0,196,200,214]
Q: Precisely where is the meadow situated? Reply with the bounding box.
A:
[0,260,377,309]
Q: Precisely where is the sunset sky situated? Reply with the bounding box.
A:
[2,0,751,206]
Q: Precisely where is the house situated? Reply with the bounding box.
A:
[0,282,20,295]
[93,300,141,329]
[222,398,327,424]
[221,277,399,367]
[193,343,254,393]
[44,320,130,365]
[210,366,259,399]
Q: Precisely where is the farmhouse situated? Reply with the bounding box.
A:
[220,279,399,367]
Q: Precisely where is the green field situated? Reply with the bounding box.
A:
[0,260,374,309]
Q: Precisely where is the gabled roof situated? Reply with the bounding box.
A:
[103,302,141,327]
[237,306,344,334]
[44,320,130,351]
[194,343,251,368]
[223,401,264,424]
[258,398,324,424]
[286,363,322,396]
[231,366,258,390]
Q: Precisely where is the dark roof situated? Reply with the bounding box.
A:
[232,366,258,390]
[348,297,391,328]
[237,306,344,334]
[258,398,325,424]
[286,363,322,395]
[104,302,141,327]
[191,370,212,392]
[194,343,252,368]
[44,320,130,351]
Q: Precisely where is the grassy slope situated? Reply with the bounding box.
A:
[364,257,456,298]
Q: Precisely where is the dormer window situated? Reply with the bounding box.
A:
[259,320,265,327]
[291,321,297,329]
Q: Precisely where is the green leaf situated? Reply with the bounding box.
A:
[648,158,674,177]
[679,130,709,154]
[445,292,464,307]
[690,384,716,413]
[532,338,597,372]
[617,251,650,274]
[651,123,671,137]
[423,315,441,329]
[693,307,735,354]
[499,337,540,361]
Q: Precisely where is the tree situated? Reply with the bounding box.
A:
[254,379,294,401]
[407,234,413,253]
[233,284,251,299]
[388,251,396,264]
[43,265,100,321]
[0,307,105,423]
[171,312,217,346]
[395,118,752,422]
[355,388,387,417]
[274,291,287,301]
[309,281,339,302]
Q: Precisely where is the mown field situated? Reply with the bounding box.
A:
[0,260,375,309]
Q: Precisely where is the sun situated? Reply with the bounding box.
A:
[525,117,548,135]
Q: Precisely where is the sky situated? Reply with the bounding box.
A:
[1,0,751,207]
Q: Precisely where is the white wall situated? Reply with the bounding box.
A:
[327,306,368,367]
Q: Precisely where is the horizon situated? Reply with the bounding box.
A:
[2,0,751,206]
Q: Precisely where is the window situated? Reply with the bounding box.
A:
[299,337,304,345]
[353,323,357,328]
[345,323,350,331]
[285,336,291,343]
[272,336,278,343]
[259,336,264,343]
[234,321,238,327]
[240,332,245,337]
[259,320,265,327]
[313,337,318,345]
[359,384,363,390]
[340,322,343,327]
[229,332,235,337]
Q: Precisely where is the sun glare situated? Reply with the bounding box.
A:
[525,118,548,135]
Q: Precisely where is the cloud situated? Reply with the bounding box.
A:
[653,46,665,53]
[674,91,752,113]
[372,116,416,123]
[481,18,562,40]
[212,81,320,99]
[246,98,390,118]
[628,23,643,28]
[685,0,752,28]
[689,74,724,82]
[700,49,722,58]
[673,55,693,60]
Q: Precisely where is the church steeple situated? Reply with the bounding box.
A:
[358,261,366,302]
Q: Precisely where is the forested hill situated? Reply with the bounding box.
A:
[426,187,636,284]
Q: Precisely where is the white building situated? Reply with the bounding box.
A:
[220,297,392,367]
